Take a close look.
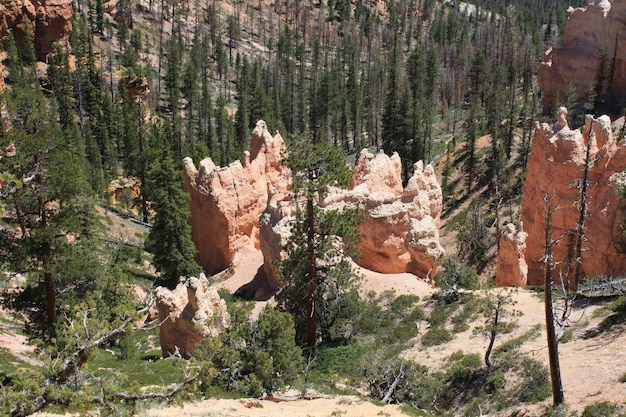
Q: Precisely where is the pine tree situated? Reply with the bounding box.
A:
[1,67,96,337]
[276,135,362,348]
[145,135,202,288]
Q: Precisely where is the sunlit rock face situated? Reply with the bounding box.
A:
[260,149,445,288]
[0,0,73,60]
[147,274,230,358]
[182,121,289,275]
[501,109,626,286]
[538,0,626,113]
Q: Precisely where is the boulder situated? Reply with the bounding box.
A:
[183,120,289,275]
[538,0,626,113]
[0,0,73,61]
[500,109,626,286]
[147,274,230,358]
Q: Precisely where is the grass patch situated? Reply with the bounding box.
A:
[88,347,187,387]
[585,296,626,338]
[399,404,437,417]
[493,324,541,359]
[0,347,32,376]
[582,401,618,417]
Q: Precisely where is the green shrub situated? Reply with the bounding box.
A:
[582,402,618,417]
[421,326,453,346]
[315,344,366,378]
[518,358,551,403]
[430,303,457,326]
[436,255,481,290]
[619,371,626,383]
[391,294,421,314]
[445,351,481,383]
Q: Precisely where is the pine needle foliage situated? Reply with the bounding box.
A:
[276,135,363,348]
[145,137,201,288]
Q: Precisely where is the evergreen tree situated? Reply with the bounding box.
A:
[145,133,201,288]
[276,135,363,348]
[1,65,96,337]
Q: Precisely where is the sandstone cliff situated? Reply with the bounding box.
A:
[186,122,444,288]
[538,0,626,113]
[0,0,73,61]
[497,108,626,286]
[182,120,289,275]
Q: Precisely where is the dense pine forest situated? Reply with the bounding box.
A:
[3,0,626,416]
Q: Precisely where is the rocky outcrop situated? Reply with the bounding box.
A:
[496,222,528,286]
[260,149,445,287]
[107,177,141,207]
[538,0,626,113]
[147,274,230,358]
[336,150,443,278]
[183,121,289,275]
[0,0,73,61]
[498,108,626,286]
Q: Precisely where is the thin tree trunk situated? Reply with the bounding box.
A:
[306,192,316,348]
[36,152,56,326]
[14,200,29,239]
[484,298,500,368]
[572,119,592,290]
[543,194,565,406]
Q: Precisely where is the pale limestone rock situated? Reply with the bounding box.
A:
[147,274,229,358]
[496,222,528,287]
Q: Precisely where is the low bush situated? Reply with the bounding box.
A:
[518,358,551,403]
[582,401,618,417]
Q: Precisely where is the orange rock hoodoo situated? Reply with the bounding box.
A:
[497,108,626,286]
[538,0,626,113]
[182,121,289,275]
[185,121,445,288]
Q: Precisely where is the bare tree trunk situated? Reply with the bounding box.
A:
[572,118,593,290]
[306,192,317,348]
[543,193,565,406]
[484,297,501,368]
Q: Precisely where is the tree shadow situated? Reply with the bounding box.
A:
[234,265,277,301]
[582,296,626,339]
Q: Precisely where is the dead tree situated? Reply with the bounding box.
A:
[571,116,595,290]
[542,192,565,406]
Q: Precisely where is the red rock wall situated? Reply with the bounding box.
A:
[0,0,72,61]
[183,121,288,275]
[513,112,626,286]
[538,0,626,113]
